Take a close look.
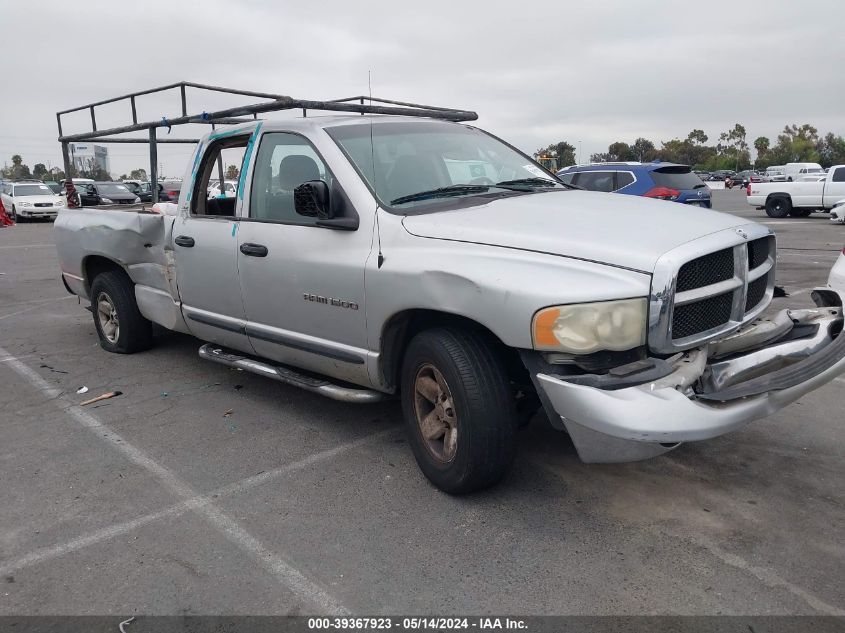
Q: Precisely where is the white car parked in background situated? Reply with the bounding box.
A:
[207,180,238,198]
[0,180,64,221]
[828,244,845,295]
[765,166,788,182]
[783,162,824,182]
[830,199,845,224]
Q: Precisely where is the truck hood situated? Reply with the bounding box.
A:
[401,190,749,273]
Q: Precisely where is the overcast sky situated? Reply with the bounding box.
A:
[2,0,844,177]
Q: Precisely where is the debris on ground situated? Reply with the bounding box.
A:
[234,385,243,391]
[119,616,135,633]
[80,391,123,406]
[774,286,788,297]
[39,363,68,374]
[223,409,234,418]
[76,386,89,394]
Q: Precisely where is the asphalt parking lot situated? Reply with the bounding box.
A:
[0,189,843,616]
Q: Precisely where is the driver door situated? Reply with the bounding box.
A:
[236,131,373,386]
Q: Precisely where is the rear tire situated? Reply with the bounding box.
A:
[400,327,518,494]
[90,270,153,354]
[765,196,791,218]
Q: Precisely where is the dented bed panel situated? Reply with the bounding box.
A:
[54,208,177,302]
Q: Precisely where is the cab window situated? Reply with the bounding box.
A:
[249,132,332,225]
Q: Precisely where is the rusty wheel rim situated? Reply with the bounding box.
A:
[96,292,119,344]
[413,363,458,463]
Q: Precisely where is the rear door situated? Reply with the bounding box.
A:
[571,171,616,192]
[173,134,252,352]
[236,130,373,386]
[823,167,845,207]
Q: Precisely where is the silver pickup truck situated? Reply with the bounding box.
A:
[54,115,845,493]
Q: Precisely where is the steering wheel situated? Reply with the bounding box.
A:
[469,177,495,185]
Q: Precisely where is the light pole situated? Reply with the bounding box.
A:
[578,140,583,165]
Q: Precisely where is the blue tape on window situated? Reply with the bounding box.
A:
[238,122,263,201]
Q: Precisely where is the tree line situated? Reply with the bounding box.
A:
[0,154,67,181]
[0,154,112,182]
[535,123,845,171]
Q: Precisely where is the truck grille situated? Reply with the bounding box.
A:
[672,291,735,339]
[648,229,776,353]
[676,248,734,292]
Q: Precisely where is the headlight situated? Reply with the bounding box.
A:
[100,197,113,204]
[18,202,32,207]
[54,200,64,206]
[532,298,647,354]
[133,197,141,203]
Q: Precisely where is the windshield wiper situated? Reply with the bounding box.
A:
[390,184,490,205]
[495,177,560,188]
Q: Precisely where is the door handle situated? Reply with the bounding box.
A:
[175,235,195,248]
[240,243,269,257]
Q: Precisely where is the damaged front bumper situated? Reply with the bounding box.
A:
[529,290,845,463]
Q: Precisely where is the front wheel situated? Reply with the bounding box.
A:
[90,270,153,354]
[10,206,20,222]
[765,196,791,218]
[400,327,518,494]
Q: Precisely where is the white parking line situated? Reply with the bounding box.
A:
[0,346,358,615]
[763,221,818,225]
[532,460,845,616]
[0,429,393,580]
[0,243,54,250]
[0,296,74,321]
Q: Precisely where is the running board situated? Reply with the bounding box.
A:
[198,344,387,404]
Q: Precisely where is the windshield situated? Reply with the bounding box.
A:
[650,166,706,190]
[326,121,564,211]
[13,184,54,197]
[96,183,131,195]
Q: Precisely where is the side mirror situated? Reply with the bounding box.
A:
[294,180,331,219]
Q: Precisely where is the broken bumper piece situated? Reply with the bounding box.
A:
[534,290,845,463]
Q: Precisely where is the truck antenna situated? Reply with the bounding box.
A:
[369,70,384,268]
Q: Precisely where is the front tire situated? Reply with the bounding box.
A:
[400,327,518,494]
[765,196,791,218]
[90,270,153,354]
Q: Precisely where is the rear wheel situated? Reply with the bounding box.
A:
[765,196,791,218]
[90,270,153,354]
[400,327,518,494]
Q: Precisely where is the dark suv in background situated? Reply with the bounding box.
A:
[557,162,712,207]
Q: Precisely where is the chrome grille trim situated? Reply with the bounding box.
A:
[675,277,743,306]
[748,258,774,282]
[648,225,776,354]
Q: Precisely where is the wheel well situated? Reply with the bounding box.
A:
[766,193,791,204]
[378,309,526,391]
[83,256,127,296]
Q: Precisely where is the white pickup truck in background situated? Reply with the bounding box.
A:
[747,164,845,217]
